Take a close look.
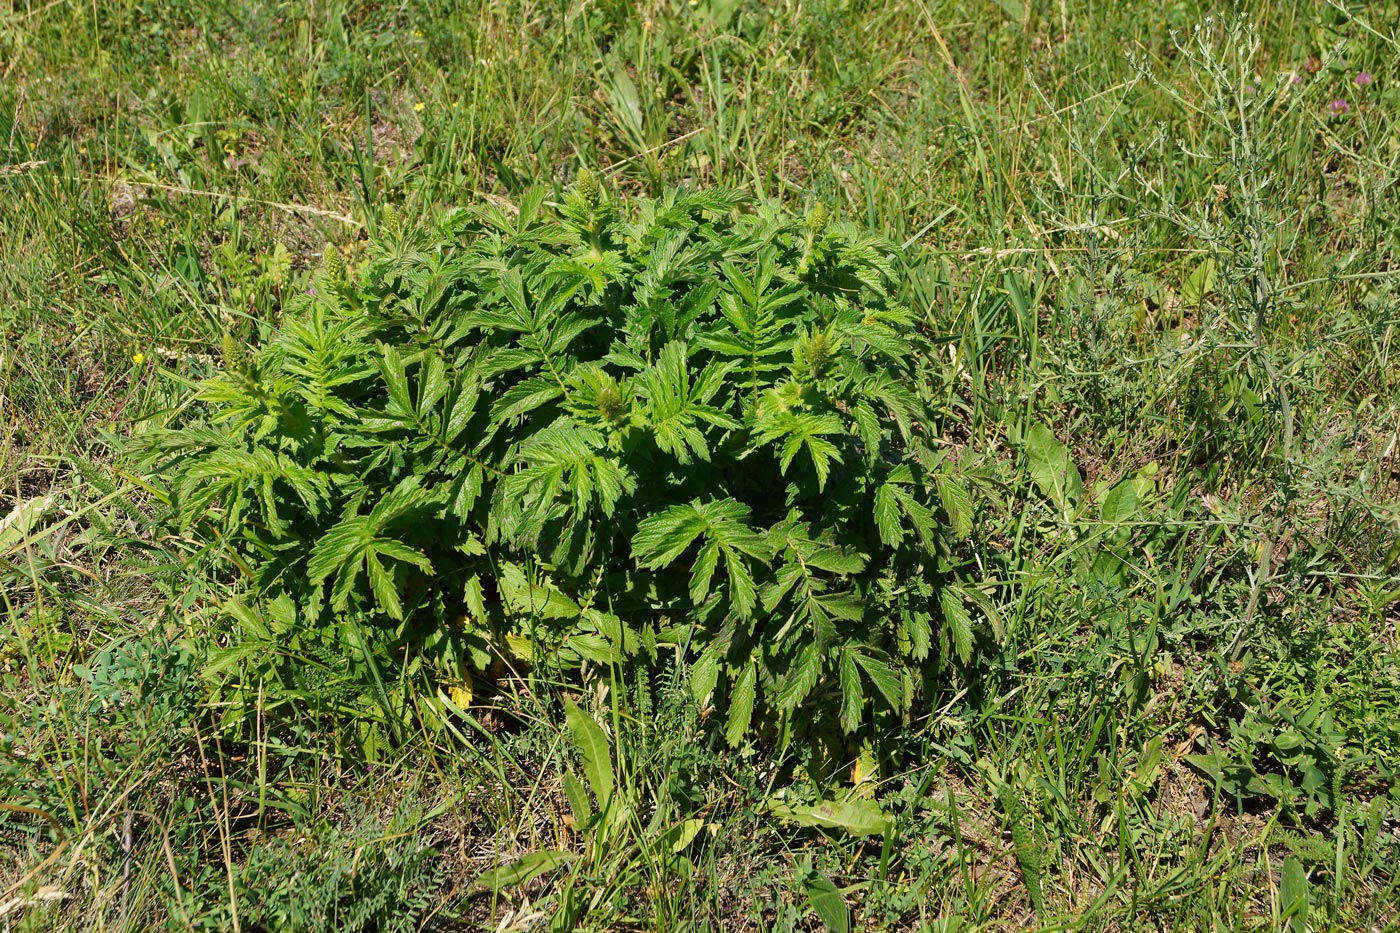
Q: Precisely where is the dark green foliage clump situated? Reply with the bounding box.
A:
[144,175,989,750]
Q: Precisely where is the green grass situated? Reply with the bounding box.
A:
[3,0,1399,930]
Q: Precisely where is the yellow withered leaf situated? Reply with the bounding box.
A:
[446,671,473,709]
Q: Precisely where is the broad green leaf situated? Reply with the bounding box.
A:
[1183,256,1217,305]
[205,643,265,675]
[564,633,618,664]
[1099,479,1140,525]
[1280,856,1310,932]
[768,797,891,836]
[563,699,613,814]
[564,772,593,826]
[664,818,707,854]
[0,495,55,555]
[221,598,269,642]
[1024,423,1082,515]
[472,850,575,891]
[802,871,850,933]
[992,0,1026,23]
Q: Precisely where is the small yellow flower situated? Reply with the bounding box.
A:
[414,101,425,112]
[413,29,423,37]
[132,352,145,365]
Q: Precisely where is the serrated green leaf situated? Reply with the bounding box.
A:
[725,663,757,747]
[935,471,974,539]
[564,633,618,664]
[690,646,720,706]
[904,611,932,661]
[307,516,373,584]
[633,499,767,618]
[852,652,903,711]
[365,551,403,619]
[497,563,580,620]
[873,482,903,548]
[690,539,721,605]
[489,375,562,422]
[370,538,433,574]
[369,476,431,526]
[416,352,449,417]
[778,643,823,711]
[940,588,974,663]
[463,575,487,622]
[839,651,863,734]
[960,585,1006,642]
[379,345,412,414]
[723,545,758,618]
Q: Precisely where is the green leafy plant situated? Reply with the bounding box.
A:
[140,173,990,753]
[1186,691,1350,820]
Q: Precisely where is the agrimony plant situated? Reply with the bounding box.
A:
[140,171,992,753]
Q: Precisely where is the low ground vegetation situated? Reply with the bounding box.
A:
[2,1,1398,930]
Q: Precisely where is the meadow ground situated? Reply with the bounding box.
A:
[2,1,1399,930]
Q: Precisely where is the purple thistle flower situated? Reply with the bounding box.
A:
[1330,98,1350,115]
[1354,72,1373,87]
